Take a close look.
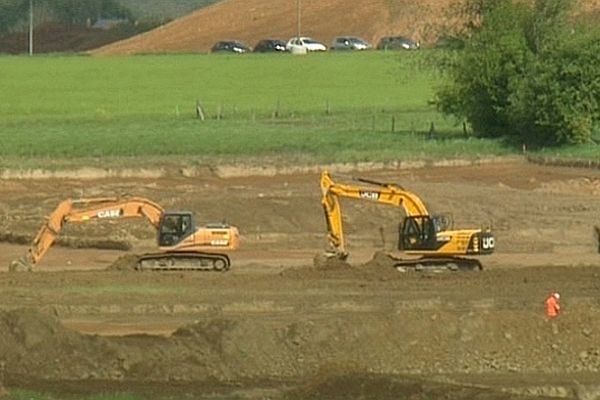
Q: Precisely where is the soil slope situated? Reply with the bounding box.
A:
[90,0,460,55]
[90,0,600,56]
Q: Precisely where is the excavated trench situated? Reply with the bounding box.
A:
[3,161,600,398]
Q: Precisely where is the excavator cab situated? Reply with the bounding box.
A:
[399,215,443,251]
[158,212,195,247]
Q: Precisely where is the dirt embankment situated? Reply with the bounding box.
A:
[2,304,600,399]
[90,0,600,55]
[90,0,461,55]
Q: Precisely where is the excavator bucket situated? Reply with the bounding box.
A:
[9,257,33,272]
[313,251,351,269]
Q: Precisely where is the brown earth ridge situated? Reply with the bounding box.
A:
[90,0,600,55]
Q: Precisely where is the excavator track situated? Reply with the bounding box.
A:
[365,251,482,272]
[136,252,231,272]
[392,256,482,272]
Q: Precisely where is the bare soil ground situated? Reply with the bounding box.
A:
[1,158,600,399]
[91,0,600,55]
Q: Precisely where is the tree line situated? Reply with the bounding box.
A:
[0,0,132,32]
[436,0,600,146]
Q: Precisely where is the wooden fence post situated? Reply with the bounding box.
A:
[428,122,436,139]
[217,103,223,120]
[273,98,281,119]
[196,100,205,121]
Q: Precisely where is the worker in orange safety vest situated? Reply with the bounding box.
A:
[545,292,561,319]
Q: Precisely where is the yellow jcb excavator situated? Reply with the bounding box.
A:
[320,171,495,270]
[9,197,240,272]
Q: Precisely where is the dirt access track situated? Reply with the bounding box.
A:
[1,158,600,399]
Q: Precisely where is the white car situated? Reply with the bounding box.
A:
[286,37,327,52]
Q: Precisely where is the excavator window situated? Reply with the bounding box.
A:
[180,215,191,235]
[432,215,451,233]
[400,216,438,251]
[159,213,193,247]
[162,215,179,234]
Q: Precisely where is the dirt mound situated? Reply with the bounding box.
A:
[90,0,461,55]
[0,309,119,380]
[312,252,351,270]
[288,372,557,400]
[3,306,600,396]
[106,253,140,270]
[280,253,388,281]
[363,250,397,269]
[0,232,131,251]
[0,232,29,246]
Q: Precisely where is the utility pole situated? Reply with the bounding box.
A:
[28,0,33,55]
[296,0,301,38]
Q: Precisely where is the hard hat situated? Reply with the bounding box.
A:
[553,292,560,300]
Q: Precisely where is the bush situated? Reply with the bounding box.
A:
[509,38,600,145]
[436,0,600,146]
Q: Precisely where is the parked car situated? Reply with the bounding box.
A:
[331,36,372,50]
[376,36,420,50]
[285,37,327,52]
[211,40,251,53]
[253,39,288,53]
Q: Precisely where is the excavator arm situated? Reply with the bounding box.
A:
[320,171,430,257]
[11,197,164,270]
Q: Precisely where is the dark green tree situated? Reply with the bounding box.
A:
[437,0,532,138]
[0,0,133,32]
[436,0,600,145]
[0,0,29,33]
[509,35,600,145]
[48,0,132,25]
[524,0,574,54]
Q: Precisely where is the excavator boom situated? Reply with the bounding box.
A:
[321,171,429,257]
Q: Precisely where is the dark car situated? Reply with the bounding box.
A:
[211,40,251,54]
[330,36,372,50]
[376,36,420,50]
[253,39,287,53]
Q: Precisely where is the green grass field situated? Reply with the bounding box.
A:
[0,51,593,169]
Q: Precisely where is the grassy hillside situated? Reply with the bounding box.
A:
[0,51,515,168]
[117,0,219,20]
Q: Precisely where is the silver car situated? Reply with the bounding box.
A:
[331,36,372,50]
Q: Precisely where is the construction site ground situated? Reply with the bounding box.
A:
[1,158,600,399]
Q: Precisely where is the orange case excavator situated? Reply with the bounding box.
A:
[10,197,240,271]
